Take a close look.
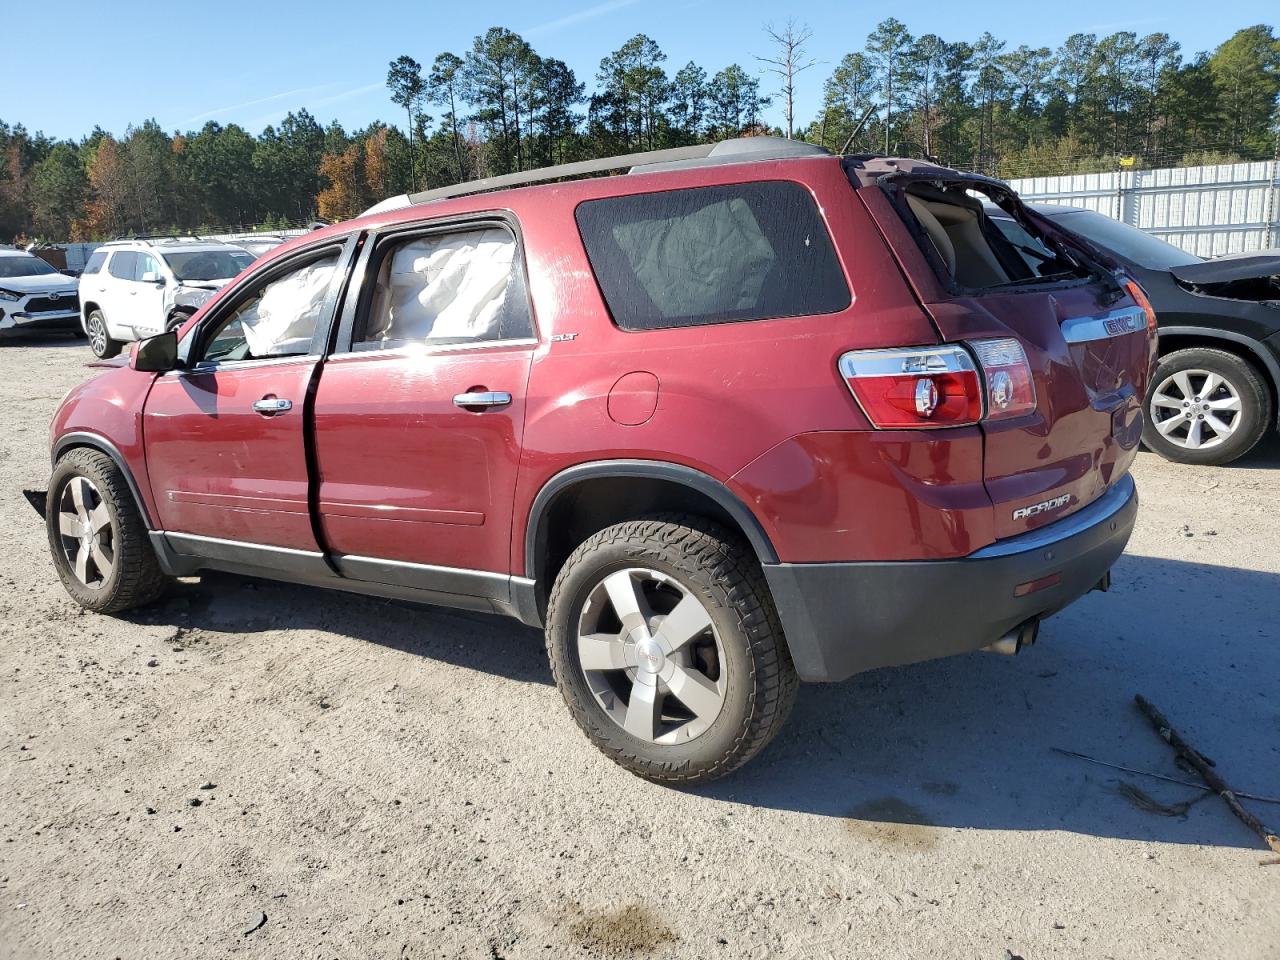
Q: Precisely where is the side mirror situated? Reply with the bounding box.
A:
[131,331,179,373]
[141,272,165,286]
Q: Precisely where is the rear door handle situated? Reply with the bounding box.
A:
[253,397,292,415]
[453,391,512,408]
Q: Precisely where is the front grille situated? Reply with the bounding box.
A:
[24,293,80,314]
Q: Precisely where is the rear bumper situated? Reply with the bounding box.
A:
[763,474,1138,681]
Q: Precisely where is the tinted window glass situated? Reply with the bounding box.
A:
[164,250,254,281]
[1048,209,1202,270]
[357,226,532,349]
[575,181,849,331]
[202,251,340,363]
[106,252,137,280]
[81,251,107,275]
[0,255,58,278]
[135,253,161,282]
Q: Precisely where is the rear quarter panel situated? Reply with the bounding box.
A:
[508,158,967,571]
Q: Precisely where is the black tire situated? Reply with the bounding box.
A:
[85,309,122,359]
[545,514,798,784]
[47,448,170,613]
[1142,347,1273,466]
[165,311,192,333]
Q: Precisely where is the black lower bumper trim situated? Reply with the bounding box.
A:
[764,476,1139,682]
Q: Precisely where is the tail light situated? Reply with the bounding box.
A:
[968,337,1037,421]
[1121,275,1158,333]
[840,338,1037,429]
[839,346,983,428]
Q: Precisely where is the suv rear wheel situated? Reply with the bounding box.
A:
[1143,347,1272,466]
[545,515,798,784]
[85,309,122,360]
[47,449,170,613]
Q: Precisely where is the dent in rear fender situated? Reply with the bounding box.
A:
[729,429,995,563]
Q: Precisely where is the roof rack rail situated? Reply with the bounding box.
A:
[405,144,714,206]
[403,136,831,207]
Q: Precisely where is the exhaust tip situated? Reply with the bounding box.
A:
[982,618,1040,656]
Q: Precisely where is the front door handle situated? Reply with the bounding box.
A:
[253,397,293,415]
[453,391,512,408]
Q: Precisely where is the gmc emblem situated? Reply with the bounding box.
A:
[1103,314,1139,336]
[1013,494,1072,521]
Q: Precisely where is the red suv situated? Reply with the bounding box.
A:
[45,138,1154,784]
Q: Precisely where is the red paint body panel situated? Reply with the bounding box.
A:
[311,344,533,570]
[142,361,319,549]
[49,362,161,523]
[729,429,994,562]
[859,181,1156,540]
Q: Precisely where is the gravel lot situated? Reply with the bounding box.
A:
[1,334,1277,960]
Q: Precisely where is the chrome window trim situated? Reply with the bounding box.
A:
[164,353,321,377]
[1060,307,1146,345]
[968,473,1136,559]
[326,337,539,361]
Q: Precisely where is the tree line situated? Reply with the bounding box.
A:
[1,21,1277,243]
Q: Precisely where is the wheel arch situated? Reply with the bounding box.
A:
[1158,326,1280,427]
[523,460,779,615]
[51,432,155,530]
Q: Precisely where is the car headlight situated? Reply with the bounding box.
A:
[0,288,21,301]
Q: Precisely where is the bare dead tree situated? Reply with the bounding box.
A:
[756,19,819,139]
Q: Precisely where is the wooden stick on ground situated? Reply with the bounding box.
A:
[1134,694,1280,858]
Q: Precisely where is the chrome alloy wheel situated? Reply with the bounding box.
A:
[576,568,726,744]
[56,476,115,588]
[1149,368,1242,451]
[88,314,108,357]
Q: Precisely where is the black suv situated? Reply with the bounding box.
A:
[988,204,1280,465]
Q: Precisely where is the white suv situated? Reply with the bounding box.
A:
[78,237,255,358]
[0,248,81,341]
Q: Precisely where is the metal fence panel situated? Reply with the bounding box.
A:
[1007,161,1280,256]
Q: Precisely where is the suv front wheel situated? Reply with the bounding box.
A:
[1143,347,1273,466]
[545,515,798,784]
[85,309,122,360]
[47,449,170,613]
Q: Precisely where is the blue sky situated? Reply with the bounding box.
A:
[1,0,1273,141]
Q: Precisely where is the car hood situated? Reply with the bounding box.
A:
[178,278,233,291]
[1169,250,1280,285]
[0,272,78,295]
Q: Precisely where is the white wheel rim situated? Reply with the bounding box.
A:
[1149,368,1242,450]
[577,567,726,744]
[56,476,115,588]
[89,315,107,356]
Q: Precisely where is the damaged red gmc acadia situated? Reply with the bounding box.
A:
[45,137,1155,783]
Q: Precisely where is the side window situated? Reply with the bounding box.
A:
[356,225,532,350]
[200,251,340,364]
[106,251,137,281]
[135,253,161,283]
[81,251,107,275]
[575,181,850,331]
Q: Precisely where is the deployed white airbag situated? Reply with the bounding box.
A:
[367,228,516,343]
[239,258,336,356]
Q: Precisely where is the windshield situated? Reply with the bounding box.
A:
[0,256,59,279]
[1046,209,1202,270]
[163,250,254,281]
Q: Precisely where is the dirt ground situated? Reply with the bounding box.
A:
[1,333,1277,960]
